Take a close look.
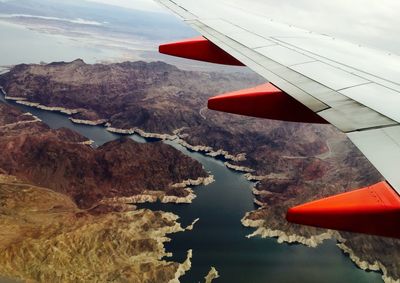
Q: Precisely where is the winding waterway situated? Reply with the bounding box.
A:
[0,93,382,283]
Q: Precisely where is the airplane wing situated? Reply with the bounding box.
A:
[155,0,400,238]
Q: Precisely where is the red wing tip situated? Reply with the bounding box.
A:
[158,36,244,66]
[207,83,327,123]
[159,36,205,52]
[286,181,400,238]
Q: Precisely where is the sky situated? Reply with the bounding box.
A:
[85,0,166,13]
[0,0,167,13]
[1,0,399,54]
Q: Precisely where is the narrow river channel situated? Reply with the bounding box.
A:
[0,93,382,283]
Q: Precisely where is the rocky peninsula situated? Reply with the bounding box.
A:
[0,103,212,282]
[0,104,212,209]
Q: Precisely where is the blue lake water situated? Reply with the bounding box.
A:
[0,92,382,283]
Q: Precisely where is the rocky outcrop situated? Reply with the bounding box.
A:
[204,267,220,283]
[241,215,338,248]
[99,192,159,204]
[224,162,254,173]
[15,100,80,114]
[106,126,176,140]
[185,218,200,231]
[175,137,247,162]
[172,175,215,188]
[169,249,193,283]
[69,118,108,125]
[161,188,197,203]
[99,188,199,204]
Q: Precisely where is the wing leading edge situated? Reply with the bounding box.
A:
[155,0,400,238]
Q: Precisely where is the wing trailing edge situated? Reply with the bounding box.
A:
[286,181,400,238]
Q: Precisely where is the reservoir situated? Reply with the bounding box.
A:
[0,93,382,283]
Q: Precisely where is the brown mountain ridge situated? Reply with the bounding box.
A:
[1,60,399,281]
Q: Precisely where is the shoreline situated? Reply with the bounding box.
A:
[105,125,257,175]
[81,121,400,282]
[99,176,215,206]
[1,93,80,115]
[15,100,80,115]
[185,218,200,231]
[224,161,254,173]
[169,249,193,283]
[241,213,396,283]
[172,175,215,188]
[99,188,195,205]
[241,214,338,248]
[107,126,177,140]
[1,93,394,282]
[0,173,193,283]
[174,136,246,162]
[0,114,42,129]
[69,118,108,126]
[337,243,399,283]
[109,112,397,282]
[1,91,251,166]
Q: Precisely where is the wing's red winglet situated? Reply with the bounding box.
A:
[208,83,327,123]
[159,36,244,66]
[286,181,400,238]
